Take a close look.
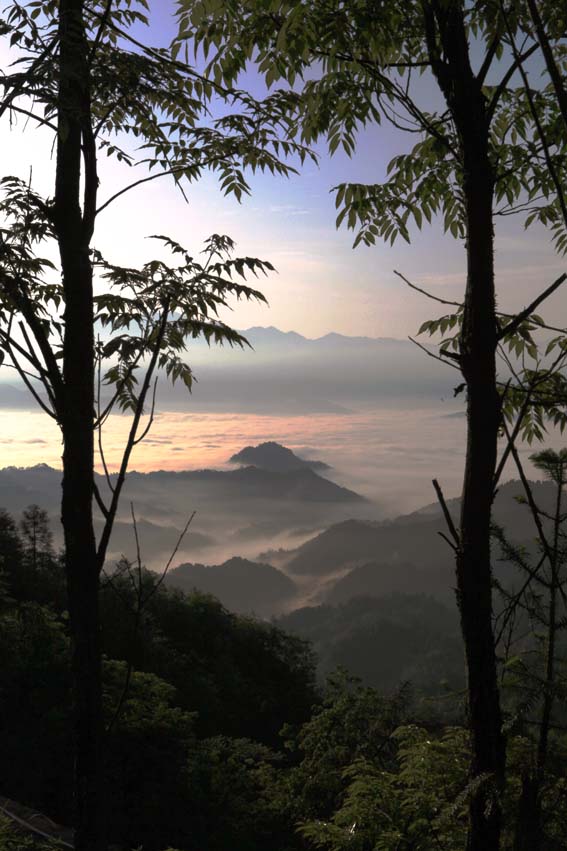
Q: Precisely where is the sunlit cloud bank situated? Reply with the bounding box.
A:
[0,402,563,523]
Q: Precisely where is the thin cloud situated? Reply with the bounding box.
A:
[268,204,310,216]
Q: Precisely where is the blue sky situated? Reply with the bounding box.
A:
[127,0,566,339]
[1,0,565,340]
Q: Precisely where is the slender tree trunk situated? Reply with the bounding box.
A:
[514,460,563,851]
[55,2,105,849]
[425,4,506,848]
[514,774,542,851]
[458,151,505,851]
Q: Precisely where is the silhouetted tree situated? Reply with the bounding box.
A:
[0,2,309,846]
[180,4,567,845]
[493,448,567,850]
[20,505,53,573]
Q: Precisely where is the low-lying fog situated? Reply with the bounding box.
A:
[0,328,562,573]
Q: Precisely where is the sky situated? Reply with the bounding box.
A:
[131,1,567,337]
[0,2,566,499]
[1,0,566,341]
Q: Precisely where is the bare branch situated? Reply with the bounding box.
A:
[5,104,58,133]
[494,553,548,647]
[494,391,532,491]
[477,32,503,86]
[0,325,44,376]
[96,306,171,571]
[96,154,229,216]
[3,346,56,418]
[133,377,158,446]
[96,347,115,494]
[141,511,197,606]
[408,335,461,369]
[497,273,567,340]
[2,276,64,408]
[93,482,109,520]
[394,269,462,307]
[18,322,58,411]
[432,477,460,546]
[438,530,458,552]
[503,421,555,568]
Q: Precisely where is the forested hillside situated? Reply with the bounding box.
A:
[2,505,567,850]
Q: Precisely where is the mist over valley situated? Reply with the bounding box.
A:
[0,328,562,695]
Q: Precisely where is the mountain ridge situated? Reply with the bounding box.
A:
[228,441,330,473]
[240,326,407,345]
[166,556,296,617]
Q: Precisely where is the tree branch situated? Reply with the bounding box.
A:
[95,153,230,216]
[525,0,567,133]
[408,335,461,369]
[477,31,503,87]
[394,269,462,307]
[88,0,113,65]
[499,1,567,234]
[133,377,158,446]
[96,306,170,571]
[486,43,539,122]
[3,345,55,418]
[497,273,567,340]
[432,477,460,546]
[93,482,109,520]
[4,103,58,133]
[2,277,64,410]
[0,36,58,121]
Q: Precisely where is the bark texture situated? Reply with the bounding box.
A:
[425,3,506,848]
[55,2,105,849]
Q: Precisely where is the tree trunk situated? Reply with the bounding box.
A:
[514,774,542,851]
[458,151,505,851]
[55,2,105,849]
[514,455,564,851]
[426,4,506,848]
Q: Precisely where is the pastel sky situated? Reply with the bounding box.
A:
[1,2,566,502]
[126,1,567,337]
[1,1,566,341]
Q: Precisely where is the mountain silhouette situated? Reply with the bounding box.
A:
[229,441,330,473]
[128,465,363,503]
[166,556,296,617]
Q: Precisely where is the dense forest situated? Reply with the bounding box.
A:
[1,503,567,851]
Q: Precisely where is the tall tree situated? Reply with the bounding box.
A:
[0,2,310,848]
[493,447,567,851]
[20,505,53,573]
[179,2,567,847]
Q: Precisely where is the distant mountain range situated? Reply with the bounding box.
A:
[0,446,368,566]
[0,326,458,415]
[161,478,551,618]
[126,464,362,504]
[238,327,409,348]
[175,326,454,413]
[1,456,550,628]
[259,479,550,588]
[1,327,457,416]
